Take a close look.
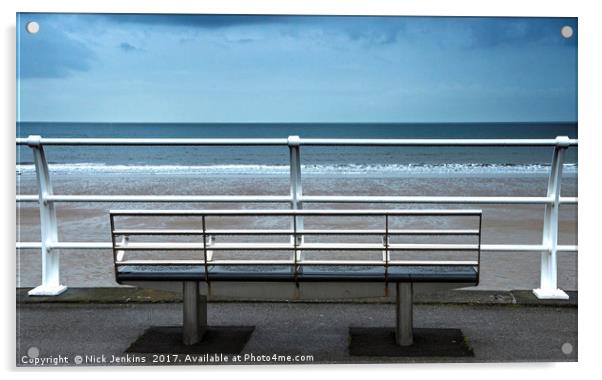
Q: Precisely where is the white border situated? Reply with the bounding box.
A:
[2,0,600,377]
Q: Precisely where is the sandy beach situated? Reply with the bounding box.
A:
[16,172,577,290]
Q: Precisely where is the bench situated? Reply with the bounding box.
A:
[110,209,482,347]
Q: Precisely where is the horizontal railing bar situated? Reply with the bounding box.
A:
[16,137,578,146]
[116,260,479,266]
[29,195,290,203]
[483,244,577,252]
[16,195,38,202]
[112,228,480,236]
[16,242,43,249]
[15,242,579,252]
[16,137,289,146]
[303,196,560,204]
[301,138,579,147]
[560,197,578,204]
[16,194,578,204]
[113,242,480,251]
[47,242,113,249]
[109,209,482,216]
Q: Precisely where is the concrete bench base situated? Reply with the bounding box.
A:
[349,327,473,357]
[126,325,255,354]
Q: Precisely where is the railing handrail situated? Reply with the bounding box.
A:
[13,241,580,252]
[16,135,578,146]
[15,194,578,204]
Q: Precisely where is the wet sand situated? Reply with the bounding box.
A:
[16,173,577,290]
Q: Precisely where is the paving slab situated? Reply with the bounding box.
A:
[16,301,577,366]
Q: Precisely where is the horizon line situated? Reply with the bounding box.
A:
[16,120,578,124]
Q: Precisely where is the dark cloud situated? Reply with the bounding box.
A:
[269,16,406,46]
[119,42,139,52]
[18,21,96,78]
[232,38,256,44]
[102,13,406,45]
[101,14,292,29]
[20,13,577,53]
[100,14,576,48]
[458,17,578,48]
[16,13,576,82]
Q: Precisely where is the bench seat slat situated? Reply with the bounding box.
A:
[116,260,479,266]
[116,264,478,283]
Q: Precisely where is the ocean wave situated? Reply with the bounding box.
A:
[15,162,579,176]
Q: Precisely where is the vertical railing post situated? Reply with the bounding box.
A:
[206,235,214,262]
[26,135,67,296]
[383,215,389,280]
[533,136,570,300]
[288,136,303,261]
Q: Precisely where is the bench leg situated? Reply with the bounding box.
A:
[182,281,207,345]
[395,282,414,346]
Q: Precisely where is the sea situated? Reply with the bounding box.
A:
[16,122,578,177]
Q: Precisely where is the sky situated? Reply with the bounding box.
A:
[16,13,578,123]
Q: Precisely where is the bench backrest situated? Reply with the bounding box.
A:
[110,209,482,283]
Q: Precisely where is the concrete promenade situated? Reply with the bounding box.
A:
[16,288,577,366]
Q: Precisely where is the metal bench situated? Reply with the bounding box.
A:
[110,209,482,346]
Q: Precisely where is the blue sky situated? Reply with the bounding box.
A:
[17,13,577,122]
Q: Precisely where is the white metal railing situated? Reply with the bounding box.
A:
[15,134,578,299]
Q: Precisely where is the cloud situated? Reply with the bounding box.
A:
[102,13,406,46]
[102,14,577,49]
[23,13,576,55]
[119,42,140,52]
[462,17,578,48]
[101,14,291,29]
[18,20,96,78]
[16,13,577,123]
